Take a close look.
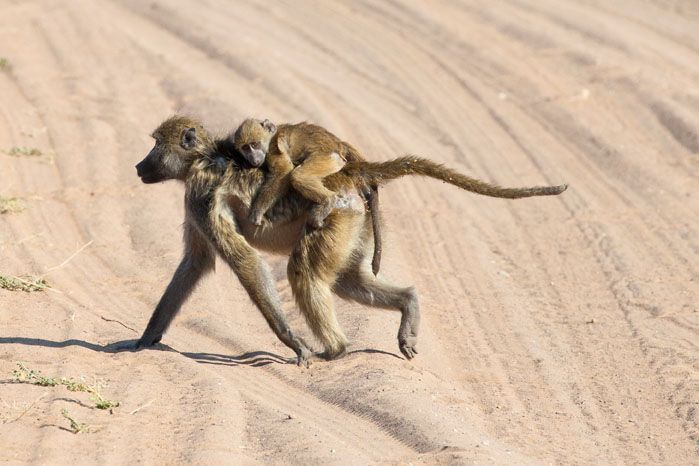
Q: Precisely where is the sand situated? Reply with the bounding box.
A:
[0,0,697,463]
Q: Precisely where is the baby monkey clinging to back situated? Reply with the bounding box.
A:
[233,118,385,274]
[233,118,375,226]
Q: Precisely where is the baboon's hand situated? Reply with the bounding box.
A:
[135,333,163,349]
[399,337,418,360]
[109,334,163,352]
[109,339,141,352]
[295,338,313,368]
[108,336,158,351]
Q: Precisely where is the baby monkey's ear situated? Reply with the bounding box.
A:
[261,119,277,133]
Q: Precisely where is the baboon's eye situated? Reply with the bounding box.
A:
[250,142,261,150]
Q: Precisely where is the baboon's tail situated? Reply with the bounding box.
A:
[367,186,382,276]
[347,141,383,275]
[345,156,568,198]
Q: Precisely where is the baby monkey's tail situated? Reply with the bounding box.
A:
[345,156,568,198]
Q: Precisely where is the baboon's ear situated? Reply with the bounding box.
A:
[181,127,197,150]
[261,119,277,133]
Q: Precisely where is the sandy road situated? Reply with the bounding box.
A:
[0,0,697,463]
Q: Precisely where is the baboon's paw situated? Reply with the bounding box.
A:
[134,333,163,349]
[296,345,314,368]
[317,347,347,361]
[249,211,264,226]
[399,338,418,360]
[296,355,311,368]
[108,336,161,352]
[109,339,141,352]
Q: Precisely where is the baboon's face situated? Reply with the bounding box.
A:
[233,118,276,168]
[136,116,210,183]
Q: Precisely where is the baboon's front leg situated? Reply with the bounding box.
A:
[249,172,292,226]
[211,206,313,366]
[136,222,215,348]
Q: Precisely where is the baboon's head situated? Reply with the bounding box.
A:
[136,116,214,183]
[232,118,277,168]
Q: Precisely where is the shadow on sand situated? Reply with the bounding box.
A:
[0,337,403,368]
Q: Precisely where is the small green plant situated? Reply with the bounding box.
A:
[0,275,49,292]
[62,378,120,410]
[12,363,57,386]
[0,57,10,72]
[6,147,42,157]
[12,363,119,410]
[0,196,23,214]
[4,146,54,164]
[94,398,119,410]
[61,409,90,434]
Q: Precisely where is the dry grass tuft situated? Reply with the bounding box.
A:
[0,196,23,214]
[0,57,10,72]
[6,147,42,157]
[0,275,49,292]
[3,146,54,164]
[0,393,47,424]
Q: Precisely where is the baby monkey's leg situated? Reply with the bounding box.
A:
[290,151,346,228]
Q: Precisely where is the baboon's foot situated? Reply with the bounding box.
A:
[318,345,347,361]
[399,336,418,360]
[249,210,264,226]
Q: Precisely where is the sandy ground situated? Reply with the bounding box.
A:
[0,0,697,464]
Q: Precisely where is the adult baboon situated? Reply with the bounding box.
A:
[130,115,566,364]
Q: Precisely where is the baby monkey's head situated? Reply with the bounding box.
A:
[233,118,277,167]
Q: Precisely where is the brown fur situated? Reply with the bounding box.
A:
[337,156,568,197]
[233,118,385,275]
[130,115,566,362]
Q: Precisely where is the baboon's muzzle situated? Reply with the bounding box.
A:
[135,154,160,184]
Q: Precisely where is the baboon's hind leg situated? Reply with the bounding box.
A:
[334,268,420,359]
[287,211,361,359]
[291,151,346,228]
[287,269,347,360]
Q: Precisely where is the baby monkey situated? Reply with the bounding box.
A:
[234,118,384,275]
[233,118,375,229]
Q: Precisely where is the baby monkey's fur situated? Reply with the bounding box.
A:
[131,115,567,364]
[234,118,385,274]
